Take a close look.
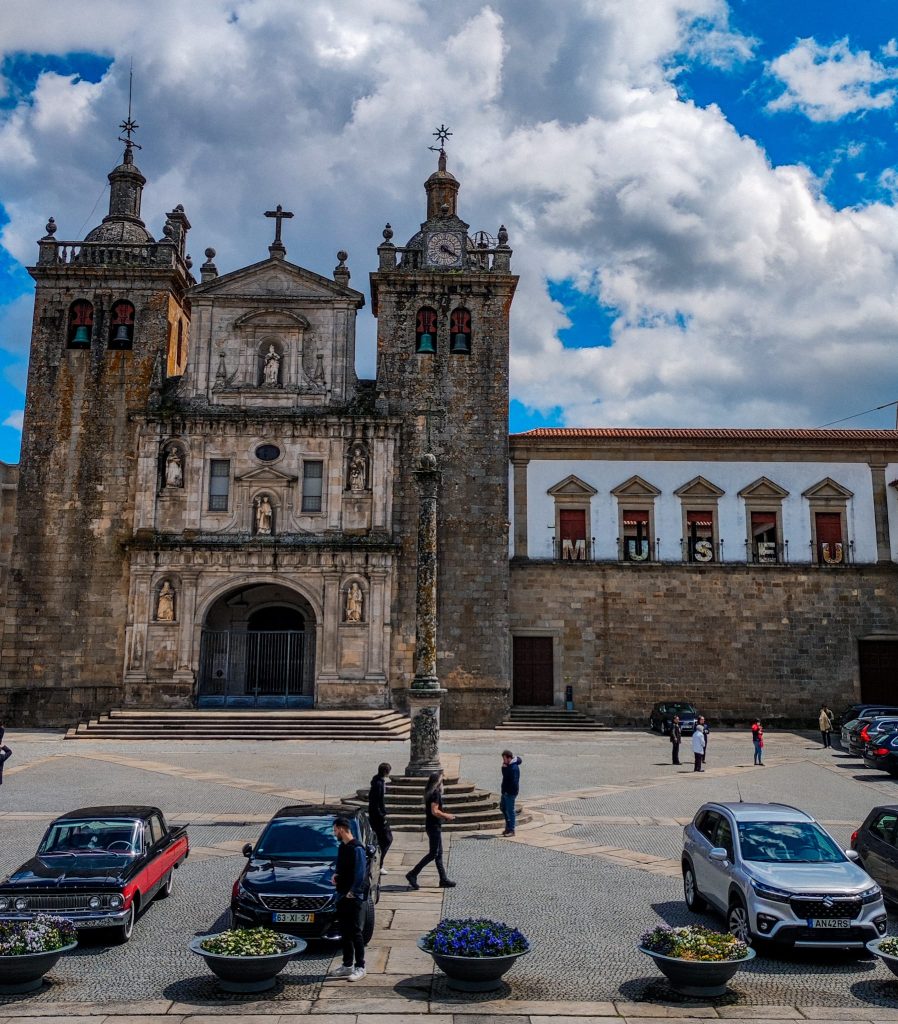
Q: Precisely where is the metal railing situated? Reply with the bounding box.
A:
[198,629,315,707]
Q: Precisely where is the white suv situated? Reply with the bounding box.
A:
[682,802,887,948]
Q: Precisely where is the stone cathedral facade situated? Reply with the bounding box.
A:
[4,132,898,729]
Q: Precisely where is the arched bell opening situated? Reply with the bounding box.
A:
[197,583,316,707]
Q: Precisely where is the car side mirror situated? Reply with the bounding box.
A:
[242,843,253,858]
[845,849,860,862]
[709,847,729,862]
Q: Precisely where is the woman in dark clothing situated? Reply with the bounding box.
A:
[0,743,11,785]
[367,762,393,872]
[406,771,456,889]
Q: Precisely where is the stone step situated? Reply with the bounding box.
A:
[354,787,489,807]
[495,721,609,731]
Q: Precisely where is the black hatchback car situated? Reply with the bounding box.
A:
[852,806,898,903]
[230,804,379,941]
[862,731,898,775]
[650,702,698,735]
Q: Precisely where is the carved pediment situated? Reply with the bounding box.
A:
[802,477,854,500]
[234,309,310,331]
[674,475,724,500]
[235,466,299,484]
[547,474,598,498]
[739,476,789,501]
[611,474,661,499]
[191,257,365,305]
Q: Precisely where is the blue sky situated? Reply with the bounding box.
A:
[2,1,898,460]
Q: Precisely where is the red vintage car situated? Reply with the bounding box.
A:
[0,805,189,942]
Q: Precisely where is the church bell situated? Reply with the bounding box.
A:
[451,332,470,353]
[71,325,91,345]
[417,332,436,354]
[112,324,131,344]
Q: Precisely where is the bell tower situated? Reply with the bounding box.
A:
[371,130,518,726]
[0,121,193,725]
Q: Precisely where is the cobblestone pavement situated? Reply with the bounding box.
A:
[3,727,898,1015]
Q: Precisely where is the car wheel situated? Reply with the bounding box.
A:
[362,894,375,944]
[111,901,136,944]
[660,721,669,736]
[727,895,752,945]
[157,869,174,899]
[682,861,707,913]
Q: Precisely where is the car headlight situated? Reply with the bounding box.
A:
[109,894,123,909]
[751,881,792,903]
[0,897,8,911]
[237,882,260,904]
[89,895,101,909]
[860,885,883,904]
[14,897,28,911]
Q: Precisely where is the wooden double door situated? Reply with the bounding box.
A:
[512,636,554,705]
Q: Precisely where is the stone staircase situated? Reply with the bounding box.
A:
[65,708,411,741]
[341,772,523,832]
[495,705,609,732]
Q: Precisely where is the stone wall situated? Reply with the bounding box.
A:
[510,561,898,724]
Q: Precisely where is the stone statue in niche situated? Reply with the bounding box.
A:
[255,494,273,534]
[164,448,183,488]
[263,345,281,386]
[156,581,176,621]
[345,582,364,622]
[348,443,368,493]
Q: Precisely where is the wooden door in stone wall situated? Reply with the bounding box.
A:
[859,639,898,705]
[513,636,554,706]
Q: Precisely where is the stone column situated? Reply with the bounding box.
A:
[870,459,892,563]
[406,452,446,776]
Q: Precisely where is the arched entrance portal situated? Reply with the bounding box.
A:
[197,584,316,707]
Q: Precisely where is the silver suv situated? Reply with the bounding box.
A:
[682,802,887,948]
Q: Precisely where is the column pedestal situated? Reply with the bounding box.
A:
[405,687,447,776]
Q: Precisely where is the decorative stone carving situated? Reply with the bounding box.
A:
[164,448,183,488]
[348,442,368,493]
[345,581,364,622]
[262,345,281,386]
[255,494,273,535]
[156,581,176,621]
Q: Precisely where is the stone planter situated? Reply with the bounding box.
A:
[637,944,756,997]
[189,935,306,993]
[0,941,78,994]
[417,937,529,992]
[867,938,898,978]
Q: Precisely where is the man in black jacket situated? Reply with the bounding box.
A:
[0,743,10,785]
[367,762,393,872]
[670,716,682,766]
[500,750,522,836]
[330,817,369,982]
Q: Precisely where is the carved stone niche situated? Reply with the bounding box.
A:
[342,440,372,535]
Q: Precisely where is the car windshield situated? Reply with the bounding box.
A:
[667,703,696,714]
[842,718,860,732]
[737,821,845,863]
[254,816,355,860]
[39,819,140,857]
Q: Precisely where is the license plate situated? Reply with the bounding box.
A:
[808,918,851,928]
[273,912,314,923]
[75,919,111,929]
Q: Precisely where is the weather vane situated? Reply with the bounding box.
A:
[118,60,141,151]
[428,124,452,156]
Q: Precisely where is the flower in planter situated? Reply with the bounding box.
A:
[199,927,296,957]
[878,937,898,956]
[640,924,748,962]
[0,915,77,956]
[421,918,529,958]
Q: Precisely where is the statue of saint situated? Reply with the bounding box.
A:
[256,494,273,534]
[349,447,367,493]
[156,581,175,621]
[345,582,363,622]
[164,448,183,488]
[263,345,281,386]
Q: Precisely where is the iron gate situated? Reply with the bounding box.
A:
[197,629,315,707]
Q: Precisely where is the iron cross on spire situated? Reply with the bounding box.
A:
[265,204,294,245]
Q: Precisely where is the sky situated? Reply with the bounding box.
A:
[2,1,898,462]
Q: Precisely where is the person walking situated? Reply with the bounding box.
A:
[751,719,765,765]
[500,749,522,836]
[406,771,456,889]
[367,762,393,872]
[692,726,706,772]
[697,716,710,764]
[670,716,682,765]
[819,706,833,748]
[330,817,369,982]
[0,743,10,785]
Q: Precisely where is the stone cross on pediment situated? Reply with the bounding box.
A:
[265,204,294,258]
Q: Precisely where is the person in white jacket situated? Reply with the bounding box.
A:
[692,728,706,772]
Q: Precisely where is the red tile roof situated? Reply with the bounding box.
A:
[512,427,898,442]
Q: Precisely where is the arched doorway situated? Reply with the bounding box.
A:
[197,584,316,707]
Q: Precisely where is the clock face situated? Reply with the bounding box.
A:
[425,231,464,267]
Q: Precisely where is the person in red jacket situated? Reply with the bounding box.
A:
[751,719,764,766]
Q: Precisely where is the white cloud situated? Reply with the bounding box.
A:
[0,2,896,436]
[2,411,23,431]
[767,37,896,122]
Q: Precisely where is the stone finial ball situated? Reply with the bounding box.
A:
[163,221,174,237]
[337,250,348,264]
[45,217,57,236]
[498,224,509,245]
[418,452,438,472]
[185,254,193,269]
[204,247,216,259]
[383,223,394,241]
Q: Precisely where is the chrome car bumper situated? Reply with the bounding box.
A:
[749,894,887,947]
[0,908,132,928]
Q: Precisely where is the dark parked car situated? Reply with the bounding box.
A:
[835,704,898,734]
[231,804,379,941]
[852,806,898,903]
[862,731,898,775]
[650,702,698,735]
[0,805,188,943]
[847,718,880,756]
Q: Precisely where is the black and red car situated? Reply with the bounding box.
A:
[0,805,189,942]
